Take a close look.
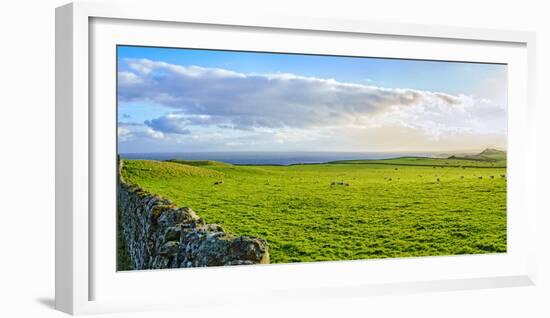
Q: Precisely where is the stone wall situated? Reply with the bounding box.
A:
[118,158,269,270]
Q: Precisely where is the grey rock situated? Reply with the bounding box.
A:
[118,158,270,270]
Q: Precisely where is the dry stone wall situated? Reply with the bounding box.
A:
[118,158,269,270]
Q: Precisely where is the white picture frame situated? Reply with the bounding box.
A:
[55,1,537,315]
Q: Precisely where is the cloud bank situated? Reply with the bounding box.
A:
[118,58,507,152]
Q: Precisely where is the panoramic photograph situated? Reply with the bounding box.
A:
[116,45,507,271]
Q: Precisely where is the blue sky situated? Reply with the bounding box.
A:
[118,46,505,96]
[117,45,507,153]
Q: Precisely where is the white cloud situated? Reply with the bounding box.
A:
[118,58,507,151]
[118,71,143,85]
[118,122,164,142]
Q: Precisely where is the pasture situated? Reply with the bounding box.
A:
[121,156,507,264]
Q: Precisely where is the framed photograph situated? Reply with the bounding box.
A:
[56,2,537,315]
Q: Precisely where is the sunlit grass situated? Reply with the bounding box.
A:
[121,157,507,264]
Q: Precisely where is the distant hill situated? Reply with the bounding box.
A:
[329,148,506,168]
[478,148,507,159]
[166,159,232,167]
[450,148,506,162]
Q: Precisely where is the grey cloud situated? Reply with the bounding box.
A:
[434,93,461,105]
[144,114,191,135]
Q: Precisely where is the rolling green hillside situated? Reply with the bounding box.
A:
[121,154,507,264]
[330,149,506,168]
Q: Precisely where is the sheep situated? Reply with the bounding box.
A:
[331,181,350,186]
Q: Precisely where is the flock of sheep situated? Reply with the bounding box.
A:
[212,169,506,187]
[331,172,506,186]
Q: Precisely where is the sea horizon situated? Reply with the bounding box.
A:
[118,151,464,165]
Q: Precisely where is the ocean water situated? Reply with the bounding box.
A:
[119,151,438,165]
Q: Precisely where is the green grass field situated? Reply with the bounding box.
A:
[121,152,507,264]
